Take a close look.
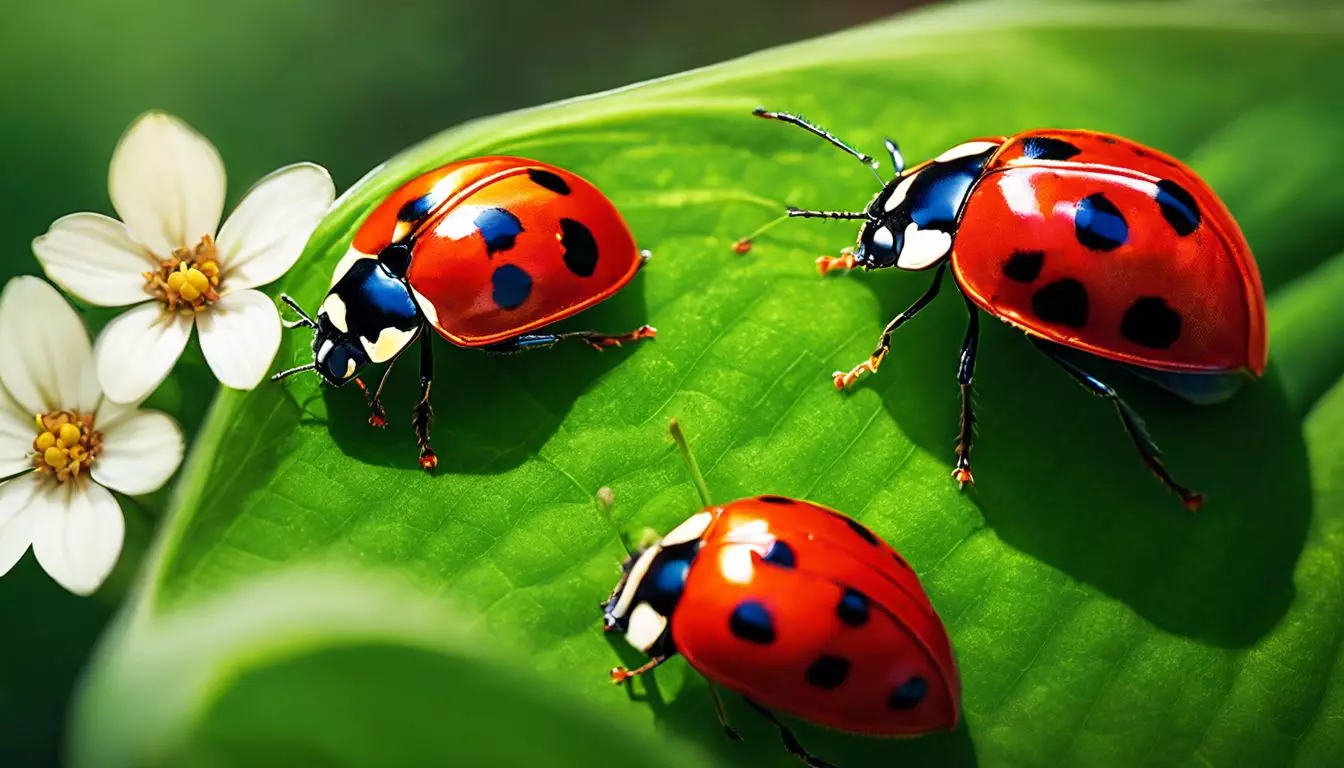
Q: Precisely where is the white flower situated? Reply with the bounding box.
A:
[32,111,336,404]
[0,277,184,595]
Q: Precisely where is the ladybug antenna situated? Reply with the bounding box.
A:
[752,107,884,186]
[668,419,713,507]
[270,363,316,382]
[732,213,791,254]
[595,487,633,556]
[278,293,316,330]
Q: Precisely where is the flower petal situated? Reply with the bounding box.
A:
[30,482,124,596]
[109,111,226,258]
[94,303,193,404]
[0,477,40,578]
[91,409,184,496]
[0,390,33,478]
[216,163,335,290]
[0,276,100,414]
[196,289,282,391]
[32,213,158,307]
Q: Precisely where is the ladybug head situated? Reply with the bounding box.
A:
[273,257,423,388]
[601,511,711,656]
[311,326,371,388]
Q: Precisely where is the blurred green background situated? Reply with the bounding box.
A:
[0,1,910,764]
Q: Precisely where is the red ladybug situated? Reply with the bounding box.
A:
[274,157,655,469]
[602,421,960,767]
[740,109,1269,510]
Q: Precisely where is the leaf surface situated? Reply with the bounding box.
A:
[75,2,1344,765]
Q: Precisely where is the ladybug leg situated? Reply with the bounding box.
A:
[742,698,838,768]
[833,263,947,390]
[411,329,436,472]
[1031,339,1205,511]
[952,293,980,489]
[707,682,742,742]
[609,654,668,684]
[815,248,856,277]
[485,327,657,354]
[354,354,401,428]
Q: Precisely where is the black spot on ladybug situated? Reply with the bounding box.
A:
[835,514,879,546]
[763,539,796,569]
[378,242,412,277]
[729,599,775,644]
[1155,179,1201,236]
[560,218,599,277]
[527,168,571,195]
[1074,193,1128,251]
[1032,278,1089,329]
[1099,136,1118,145]
[1134,147,1152,158]
[893,552,911,570]
[1002,250,1045,283]
[490,264,532,310]
[756,495,794,505]
[1022,136,1082,161]
[397,194,436,223]
[1121,297,1183,349]
[476,208,524,255]
[805,655,851,689]
[837,588,870,627]
[888,676,928,709]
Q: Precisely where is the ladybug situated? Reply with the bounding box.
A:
[273,157,655,470]
[739,109,1269,510]
[601,421,960,767]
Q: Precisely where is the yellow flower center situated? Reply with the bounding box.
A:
[143,234,222,312]
[32,410,103,483]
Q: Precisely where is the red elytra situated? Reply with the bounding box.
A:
[603,476,960,764]
[744,111,1269,509]
[274,157,653,471]
[351,157,648,345]
[674,497,960,735]
[952,130,1266,375]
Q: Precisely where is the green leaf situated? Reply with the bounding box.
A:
[75,1,1344,765]
[72,568,708,768]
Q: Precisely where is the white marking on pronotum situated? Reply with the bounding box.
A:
[896,223,953,270]
[625,602,668,652]
[409,286,439,328]
[360,326,417,363]
[316,339,335,363]
[884,172,919,212]
[343,358,357,379]
[321,294,349,333]
[661,511,712,547]
[611,545,661,620]
[934,141,999,163]
[330,246,375,287]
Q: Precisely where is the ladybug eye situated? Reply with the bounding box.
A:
[860,223,899,268]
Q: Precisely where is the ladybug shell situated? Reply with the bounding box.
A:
[951,130,1267,375]
[351,157,642,346]
[671,496,960,736]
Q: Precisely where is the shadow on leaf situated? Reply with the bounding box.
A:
[845,270,1307,649]
[604,635,979,768]
[312,274,654,474]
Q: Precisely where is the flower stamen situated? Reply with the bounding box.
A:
[32,410,103,483]
[143,234,222,312]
